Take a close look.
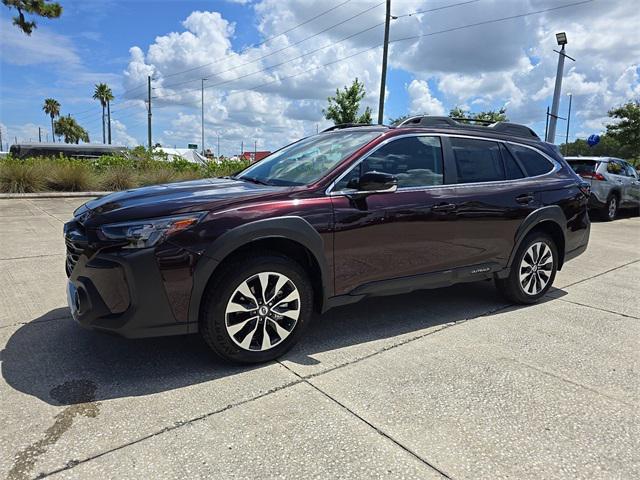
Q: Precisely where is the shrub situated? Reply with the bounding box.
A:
[46,160,97,191]
[0,159,46,193]
[138,167,177,186]
[204,159,249,178]
[100,165,137,191]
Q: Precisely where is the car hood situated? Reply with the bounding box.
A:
[77,177,287,225]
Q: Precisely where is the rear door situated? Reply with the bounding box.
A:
[443,138,553,270]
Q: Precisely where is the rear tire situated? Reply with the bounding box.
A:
[496,232,558,304]
[601,194,618,221]
[200,252,313,364]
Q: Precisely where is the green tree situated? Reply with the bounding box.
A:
[93,83,114,144]
[2,0,62,35]
[449,106,508,123]
[42,98,60,143]
[605,100,640,161]
[323,78,372,125]
[54,115,89,144]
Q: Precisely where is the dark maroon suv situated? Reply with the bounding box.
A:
[64,116,590,363]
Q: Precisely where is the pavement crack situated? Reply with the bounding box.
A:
[279,361,453,479]
[558,258,640,290]
[301,302,514,381]
[0,254,61,262]
[501,357,635,408]
[34,377,304,479]
[555,297,639,320]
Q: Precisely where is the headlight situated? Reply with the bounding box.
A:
[98,212,206,249]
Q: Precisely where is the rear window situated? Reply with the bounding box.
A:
[450,137,504,183]
[509,145,554,177]
[567,160,598,176]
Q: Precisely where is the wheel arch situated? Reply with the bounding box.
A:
[188,217,330,328]
[506,206,567,273]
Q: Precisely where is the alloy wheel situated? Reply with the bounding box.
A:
[608,197,617,220]
[225,272,300,351]
[519,241,554,296]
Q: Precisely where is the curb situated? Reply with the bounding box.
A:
[0,191,112,199]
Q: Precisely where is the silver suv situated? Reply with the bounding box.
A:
[566,156,640,221]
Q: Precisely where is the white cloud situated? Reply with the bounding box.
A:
[407,80,445,116]
[0,18,80,66]
[110,119,139,147]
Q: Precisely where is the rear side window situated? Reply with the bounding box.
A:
[607,160,625,175]
[509,144,553,177]
[500,144,525,180]
[450,138,504,183]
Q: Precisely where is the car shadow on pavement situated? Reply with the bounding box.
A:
[1,280,566,406]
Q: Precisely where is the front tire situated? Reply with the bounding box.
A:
[496,232,558,304]
[200,252,313,364]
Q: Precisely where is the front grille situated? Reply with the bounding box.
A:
[64,221,88,276]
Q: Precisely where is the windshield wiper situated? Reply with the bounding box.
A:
[235,176,271,186]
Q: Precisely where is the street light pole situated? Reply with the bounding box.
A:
[546,32,574,143]
[564,93,572,155]
[201,78,207,155]
[377,0,391,125]
[147,75,152,149]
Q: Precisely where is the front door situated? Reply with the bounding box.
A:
[330,135,460,295]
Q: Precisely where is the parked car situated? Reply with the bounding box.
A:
[565,156,640,220]
[64,116,591,363]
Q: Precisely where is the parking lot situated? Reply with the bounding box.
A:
[0,196,638,480]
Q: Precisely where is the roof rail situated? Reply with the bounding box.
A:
[321,123,377,132]
[396,115,539,140]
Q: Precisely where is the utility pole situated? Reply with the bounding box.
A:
[546,32,574,143]
[564,93,572,155]
[544,106,550,141]
[38,127,42,142]
[201,78,206,155]
[107,100,112,144]
[377,0,391,125]
[254,140,257,161]
[147,75,152,149]
[241,140,244,157]
[0,126,3,150]
[217,134,220,158]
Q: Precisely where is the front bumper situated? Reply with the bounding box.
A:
[65,219,198,338]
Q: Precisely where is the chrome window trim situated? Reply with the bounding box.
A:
[326,132,561,196]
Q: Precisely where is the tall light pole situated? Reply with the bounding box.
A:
[147,75,152,149]
[546,32,575,143]
[377,0,391,125]
[564,93,572,155]
[201,78,207,155]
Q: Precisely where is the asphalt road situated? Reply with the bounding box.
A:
[0,197,638,480]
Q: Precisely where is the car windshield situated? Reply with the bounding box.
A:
[236,131,381,186]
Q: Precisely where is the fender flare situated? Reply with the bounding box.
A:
[187,216,330,326]
[504,205,567,273]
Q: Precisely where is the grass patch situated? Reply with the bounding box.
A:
[0,153,250,193]
[0,160,46,193]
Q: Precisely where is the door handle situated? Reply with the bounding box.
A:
[432,203,456,213]
[516,193,535,205]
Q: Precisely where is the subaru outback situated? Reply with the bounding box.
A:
[64,116,591,363]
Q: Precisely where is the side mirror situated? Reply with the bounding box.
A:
[350,171,398,193]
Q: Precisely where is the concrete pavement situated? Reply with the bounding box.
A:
[0,197,638,479]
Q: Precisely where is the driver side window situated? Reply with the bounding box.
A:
[334,136,443,191]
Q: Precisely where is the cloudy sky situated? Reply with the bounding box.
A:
[1,0,638,154]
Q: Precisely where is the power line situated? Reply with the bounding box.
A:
[157,1,385,91]
[157,0,354,83]
[391,0,593,43]
[396,0,481,18]
[152,0,593,113]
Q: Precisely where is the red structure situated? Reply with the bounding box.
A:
[241,151,271,163]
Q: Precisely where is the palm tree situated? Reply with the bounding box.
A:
[93,83,113,144]
[54,115,90,144]
[42,98,61,143]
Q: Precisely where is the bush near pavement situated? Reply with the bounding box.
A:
[0,152,250,193]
